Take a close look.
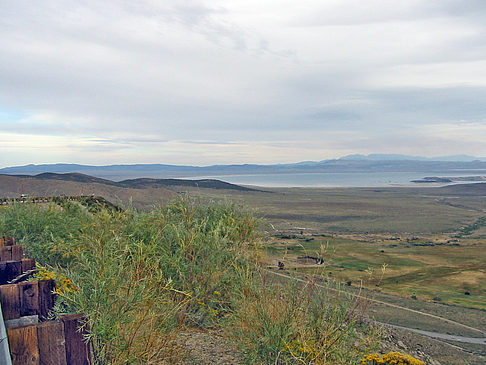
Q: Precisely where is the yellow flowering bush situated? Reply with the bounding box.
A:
[361,352,424,365]
[285,339,322,362]
[34,265,78,296]
[196,290,224,318]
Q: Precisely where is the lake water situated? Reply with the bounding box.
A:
[189,171,486,188]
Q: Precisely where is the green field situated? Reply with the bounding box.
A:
[264,234,486,310]
[187,185,486,310]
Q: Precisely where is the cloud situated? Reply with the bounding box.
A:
[291,0,486,26]
[1,0,486,166]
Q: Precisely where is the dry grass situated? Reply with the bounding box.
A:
[228,271,379,364]
[0,198,383,364]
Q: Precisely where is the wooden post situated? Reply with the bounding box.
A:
[21,258,36,273]
[4,238,15,246]
[7,325,40,365]
[37,320,67,365]
[0,261,22,285]
[0,246,22,262]
[11,246,23,261]
[61,314,91,365]
[0,262,7,285]
[0,246,12,261]
[0,284,20,320]
[19,281,39,317]
[7,261,22,283]
[38,280,56,319]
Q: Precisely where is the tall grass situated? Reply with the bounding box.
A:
[0,201,88,265]
[0,198,378,364]
[228,272,378,364]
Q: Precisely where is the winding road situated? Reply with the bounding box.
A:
[265,269,486,345]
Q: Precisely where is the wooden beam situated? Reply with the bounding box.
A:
[19,282,39,317]
[21,259,36,273]
[61,314,91,365]
[37,320,67,365]
[4,238,15,247]
[0,247,12,261]
[7,324,40,365]
[10,246,23,262]
[0,261,22,285]
[38,280,56,320]
[0,284,20,320]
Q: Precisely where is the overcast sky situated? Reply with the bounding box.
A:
[2,0,486,167]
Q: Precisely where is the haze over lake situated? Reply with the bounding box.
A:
[190,171,486,188]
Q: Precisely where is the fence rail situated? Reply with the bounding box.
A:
[0,237,93,365]
[8,314,91,365]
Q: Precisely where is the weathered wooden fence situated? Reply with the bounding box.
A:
[7,314,91,365]
[0,237,93,365]
[0,280,56,322]
[0,239,36,286]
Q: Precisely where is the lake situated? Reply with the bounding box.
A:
[188,171,486,188]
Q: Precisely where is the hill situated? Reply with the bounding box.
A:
[17,172,119,186]
[339,153,486,162]
[0,174,175,209]
[7,172,259,192]
[0,172,260,208]
[437,182,486,196]
[3,156,486,180]
[116,177,260,191]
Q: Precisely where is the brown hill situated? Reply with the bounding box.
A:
[0,174,176,209]
[0,173,260,209]
[9,173,259,191]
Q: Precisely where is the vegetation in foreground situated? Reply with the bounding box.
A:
[360,352,424,365]
[0,199,380,364]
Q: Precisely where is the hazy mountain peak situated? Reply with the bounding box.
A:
[338,154,484,162]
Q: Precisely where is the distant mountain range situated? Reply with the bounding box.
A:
[337,154,486,162]
[2,154,486,180]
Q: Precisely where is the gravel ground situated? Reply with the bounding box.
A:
[176,324,486,364]
[178,329,243,365]
[380,325,486,365]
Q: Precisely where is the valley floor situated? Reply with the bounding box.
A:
[186,185,486,364]
[2,176,486,363]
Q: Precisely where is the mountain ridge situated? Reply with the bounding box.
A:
[337,153,485,162]
[2,154,486,180]
[4,172,260,192]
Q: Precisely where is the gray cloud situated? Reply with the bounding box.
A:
[297,0,486,26]
[1,0,486,166]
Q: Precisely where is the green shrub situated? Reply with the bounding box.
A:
[0,202,87,265]
[228,273,378,364]
[1,198,259,363]
[0,198,378,364]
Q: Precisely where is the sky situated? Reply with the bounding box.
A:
[1,0,486,167]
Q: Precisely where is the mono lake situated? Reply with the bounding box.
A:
[187,171,486,188]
